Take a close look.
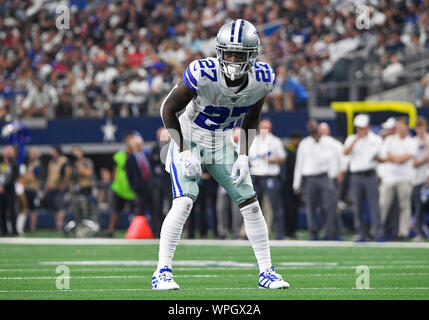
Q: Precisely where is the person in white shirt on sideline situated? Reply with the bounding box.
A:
[318,122,345,240]
[377,117,398,238]
[293,119,340,240]
[318,122,346,182]
[343,114,384,242]
[411,117,429,242]
[378,117,418,241]
[249,119,286,239]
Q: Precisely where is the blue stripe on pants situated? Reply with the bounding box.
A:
[171,146,183,197]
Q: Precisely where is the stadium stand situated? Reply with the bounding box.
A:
[1,0,429,121]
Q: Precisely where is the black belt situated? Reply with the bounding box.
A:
[352,169,376,177]
[304,172,327,178]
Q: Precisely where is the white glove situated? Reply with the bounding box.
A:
[231,154,250,185]
[179,150,202,180]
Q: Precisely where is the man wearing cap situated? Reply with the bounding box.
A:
[344,114,384,241]
[318,122,346,240]
[377,117,398,238]
[380,117,397,140]
[378,117,418,240]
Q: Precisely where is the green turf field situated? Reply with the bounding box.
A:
[0,239,429,300]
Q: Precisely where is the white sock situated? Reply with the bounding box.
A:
[157,197,193,271]
[17,213,27,235]
[240,201,272,273]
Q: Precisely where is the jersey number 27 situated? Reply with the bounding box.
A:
[194,105,254,131]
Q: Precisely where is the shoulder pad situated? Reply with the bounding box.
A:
[254,62,276,93]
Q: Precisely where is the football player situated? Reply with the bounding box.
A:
[152,19,290,290]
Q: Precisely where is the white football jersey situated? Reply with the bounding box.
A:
[179,57,275,149]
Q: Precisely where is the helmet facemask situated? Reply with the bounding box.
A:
[216,46,258,81]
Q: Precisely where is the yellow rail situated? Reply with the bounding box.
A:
[331,101,417,136]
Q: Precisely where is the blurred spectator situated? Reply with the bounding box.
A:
[21,147,42,233]
[0,145,19,236]
[343,115,384,242]
[84,76,104,117]
[124,69,150,117]
[15,170,27,236]
[268,65,287,111]
[249,119,286,239]
[0,0,426,119]
[269,65,309,111]
[419,72,429,107]
[126,133,151,216]
[281,130,302,239]
[107,132,136,237]
[70,147,96,224]
[19,78,55,118]
[293,119,340,240]
[379,117,417,240]
[319,122,346,185]
[97,167,112,213]
[411,117,429,242]
[382,54,404,86]
[0,80,12,122]
[284,74,309,111]
[379,117,397,140]
[377,117,399,238]
[318,122,344,240]
[148,127,171,238]
[44,145,72,232]
[56,84,73,118]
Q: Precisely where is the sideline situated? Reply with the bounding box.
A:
[0,238,429,248]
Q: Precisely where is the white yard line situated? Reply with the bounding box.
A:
[1,273,429,280]
[1,287,429,294]
[2,264,429,271]
[0,275,232,280]
[37,260,258,267]
[0,238,429,248]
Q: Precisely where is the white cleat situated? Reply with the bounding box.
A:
[258,267,290,289]
[152,266,180,290]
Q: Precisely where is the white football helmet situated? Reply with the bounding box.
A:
[216,19,260,81]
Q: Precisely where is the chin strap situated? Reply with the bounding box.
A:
[226,64,244,81]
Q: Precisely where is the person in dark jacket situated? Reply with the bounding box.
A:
[126,133,151,216]
[0,145,19,236]
[282,131,302,239]
[148,127,172,238]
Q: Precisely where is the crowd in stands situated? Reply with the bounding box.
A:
[1,0,429,122]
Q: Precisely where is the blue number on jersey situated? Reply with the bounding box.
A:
[223,105,254,130]
[254,63,271,83]
[194,104,255,131]
[198,59,217,82]
[194,105,229,131]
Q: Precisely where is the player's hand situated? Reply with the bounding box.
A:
[179,150,202,180]
[231,154,250,185]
